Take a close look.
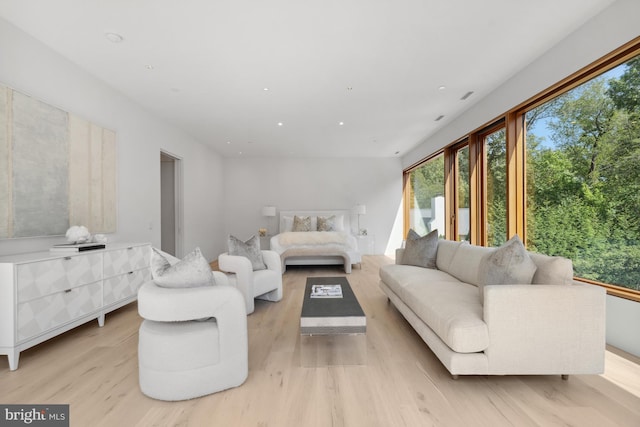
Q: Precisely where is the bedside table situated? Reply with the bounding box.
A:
[259,235,272,250]
[355,235,374,255]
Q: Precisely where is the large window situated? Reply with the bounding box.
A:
[526,56,640,292]
[403,38,640,300]
[406,154,445,237]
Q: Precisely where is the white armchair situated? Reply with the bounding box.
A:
[218,250,283,314]
[137,278,248,401]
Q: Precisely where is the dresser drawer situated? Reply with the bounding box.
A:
[17,281,102,342]
[103,245,150,277]
[103,268,150,306]
[17,253,103,303]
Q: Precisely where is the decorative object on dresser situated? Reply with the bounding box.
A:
[0,243,151,370]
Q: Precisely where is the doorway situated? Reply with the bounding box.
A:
[160,151,183,257]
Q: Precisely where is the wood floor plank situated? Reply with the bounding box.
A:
[1,255,639,426]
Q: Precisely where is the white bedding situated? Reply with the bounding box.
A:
[270,231,356,254]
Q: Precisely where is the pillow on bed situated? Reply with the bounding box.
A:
[317,215,345,231]
[293,215,312,232]
[282,216,294,232]
[317,215,337,231]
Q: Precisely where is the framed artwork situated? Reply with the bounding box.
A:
[0,84,116,238]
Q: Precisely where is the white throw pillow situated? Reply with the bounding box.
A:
[151,247,215,288]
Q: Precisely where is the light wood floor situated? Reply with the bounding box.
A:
[1,256,639,426]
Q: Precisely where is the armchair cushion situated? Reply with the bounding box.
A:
[228,235,266,271]
[151,247,215,288]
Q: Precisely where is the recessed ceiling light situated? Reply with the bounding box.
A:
[226,141,231,144]
[277,122,283,126]
[105,32,123,43]
[438,86,446,91]
[347,86,353,91]
[435,115,445,121]
[238,151,243,155]
[145,64,154,70]
[339,121,344,126]
[263,87,269,91]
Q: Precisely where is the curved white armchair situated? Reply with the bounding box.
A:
[137,279,248,401]
[218,250,283,314]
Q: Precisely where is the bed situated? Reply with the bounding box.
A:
[269,210,362,273]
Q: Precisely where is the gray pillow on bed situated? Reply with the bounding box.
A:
[317,215,337,231]
[293,215,312,232]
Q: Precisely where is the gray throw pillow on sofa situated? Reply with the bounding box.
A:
[151,247,215,288]
[400,229,438,269]
[228,235,267,271]
[478,234,537,302]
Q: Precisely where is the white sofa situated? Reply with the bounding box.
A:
[379,239,606,378]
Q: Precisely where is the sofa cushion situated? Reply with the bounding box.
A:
[528,252,574,285]
[403,280,489,353]
[380,264,460,298]
[400,229,438,269]
[447,242,495,286]
[435,239,465,272]
[379,264,489,353]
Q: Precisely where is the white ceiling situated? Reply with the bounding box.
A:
[0,0,616,158]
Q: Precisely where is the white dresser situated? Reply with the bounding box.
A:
[0,243,151,370]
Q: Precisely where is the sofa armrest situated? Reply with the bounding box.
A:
[483,283,606,375]
[395,248,405,265]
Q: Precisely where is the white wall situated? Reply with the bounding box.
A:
[222,157,404,255]
[401,0,640,357]
[0,19,226,261]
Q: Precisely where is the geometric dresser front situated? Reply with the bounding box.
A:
[0,242,151,371]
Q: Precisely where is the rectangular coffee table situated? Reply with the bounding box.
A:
[300,276,366,335]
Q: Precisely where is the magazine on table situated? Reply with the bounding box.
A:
[310,284,343,298]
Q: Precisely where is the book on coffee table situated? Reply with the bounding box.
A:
[50,242,106,252]
[310,284,343,298]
